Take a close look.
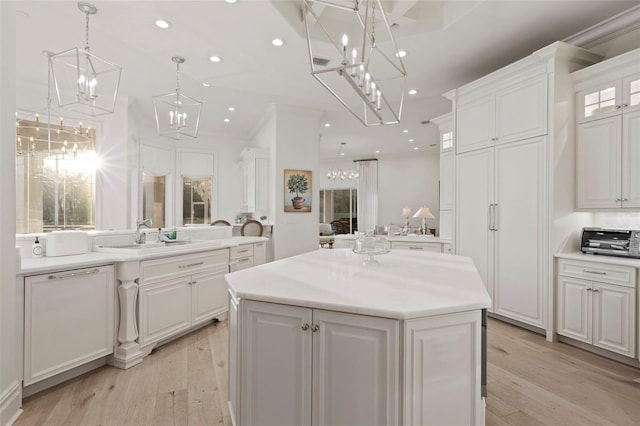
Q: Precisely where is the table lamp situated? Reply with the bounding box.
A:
[412,206,434,235]
[402,207,412,234]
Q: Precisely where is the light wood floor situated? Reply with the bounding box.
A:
[16,318,640,426]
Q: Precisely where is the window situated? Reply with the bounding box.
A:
[441,131,453,150]
[319,189,357,234]
[182,176,211,225]
[16,113,99,233]
[142,172,166,228]
[584,86,616,118]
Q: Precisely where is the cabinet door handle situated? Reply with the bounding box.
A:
[622,198,629,201]
[311,324,320,332]
[582,269,606,275]
[191,280,197,285]
[488,204,494,230]
[586,288,592,291]
[179,262,204,269]
[48,268,100,280]
[622,104,628,108]
[301,323,309,331]
[615,105,622,109]
[592,288,600,293]
[615,198,621,202]
[493,203,498,231]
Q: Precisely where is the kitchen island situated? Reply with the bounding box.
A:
[226,248,491,426]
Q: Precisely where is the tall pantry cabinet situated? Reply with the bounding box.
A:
[450,42,601,334]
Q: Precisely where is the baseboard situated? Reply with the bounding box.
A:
[0,381,22,426]
[22,358,106,398]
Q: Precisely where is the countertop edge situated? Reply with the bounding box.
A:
[554,252,640,268]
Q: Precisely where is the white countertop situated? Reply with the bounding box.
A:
[555,252,640,268]
[226,248,491,320]
[18,236,267,275]
[333,234,451,243]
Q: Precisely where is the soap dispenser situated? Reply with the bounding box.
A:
[32,237,43,257]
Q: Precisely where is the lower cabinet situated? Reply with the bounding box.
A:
[557,259,636,358]
[230,299,484,426]
[238,300,399,426]
[24,265,115,385]
[138,250,229,346]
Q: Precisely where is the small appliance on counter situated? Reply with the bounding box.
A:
[580,227,640,258]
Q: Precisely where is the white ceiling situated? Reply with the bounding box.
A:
[14,0,639,159]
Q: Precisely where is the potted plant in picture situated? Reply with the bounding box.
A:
[287,172,309,209]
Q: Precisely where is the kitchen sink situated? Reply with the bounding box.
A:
[94,239,223,255]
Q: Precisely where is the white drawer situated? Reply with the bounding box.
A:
[231,244,254,259]
[141,249,229,284]
[558,259,636,288]
[391,242,441,252]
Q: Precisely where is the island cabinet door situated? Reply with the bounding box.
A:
[312,310,400,426]
[403,310,482,426]
[240,300,312,426]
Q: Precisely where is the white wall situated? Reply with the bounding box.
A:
[254,105,322,260]
[0,2,21,424]
[320,153,440,231]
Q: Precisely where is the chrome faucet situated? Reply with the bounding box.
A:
[135,219,153,244]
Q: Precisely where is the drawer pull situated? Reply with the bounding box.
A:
[179,262,204,269]
[582,269,606,275]
[237,249,250,253]
[48,268,100,280]
[408,247,424,250]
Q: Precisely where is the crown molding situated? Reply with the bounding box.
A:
[563,5,640,49]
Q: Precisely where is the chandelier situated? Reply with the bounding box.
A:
[303,0,406,126]
[48,2,122,116]
[327,142,360,180]
[153,56,203,140]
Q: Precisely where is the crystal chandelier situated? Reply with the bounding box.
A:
[153,56,203,140]
[327,142,360,180]
[48,2,122,116]
[303,0,406,126]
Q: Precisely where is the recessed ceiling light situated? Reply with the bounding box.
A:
[324,123,331,128]
[397,50,407,58]
[202,82,211,87]
[413,146,419,150]
[409,138,414,142]
[228,107,235,111]
[375,150,380,154]
[408,89,418,95]
[209,56,221,63]
[340,152,345,156]
[155,19,170,29]
[403,129,408,133]
[224,118,230,123]
[272,38,285,47]
[224,0,237,3]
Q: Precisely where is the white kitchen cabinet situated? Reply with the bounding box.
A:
[240,148,268,215]
[576,109,640,209]
[238,300,399,426]
[252,241,267,266]
[573,50,640,209]
[439,150,453,211]
[138,250,229,346]
[456,72,547,154]
[24,265,115,385]
[391,241,441,252]
[457,137,546,328]
[557,259,636,358]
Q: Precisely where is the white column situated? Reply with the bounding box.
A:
[112,261,144,369]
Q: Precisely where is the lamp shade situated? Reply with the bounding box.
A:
[412,206,434,219]
[402,207,412,217]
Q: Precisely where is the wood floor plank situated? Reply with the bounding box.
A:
[15,317,640,426]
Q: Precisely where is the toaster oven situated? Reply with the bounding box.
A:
[580,227,640,258]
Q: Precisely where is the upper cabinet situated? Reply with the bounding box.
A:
[573,49,640,209]
[240,148,269,215]
[456,70,548,154]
